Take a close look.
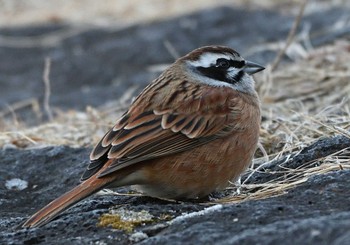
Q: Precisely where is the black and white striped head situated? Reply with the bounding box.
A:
[182,46,264,94]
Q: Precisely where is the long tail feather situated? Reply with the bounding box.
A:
[22,178,109,228]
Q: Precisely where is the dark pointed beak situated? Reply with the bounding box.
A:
[243,61,265,75]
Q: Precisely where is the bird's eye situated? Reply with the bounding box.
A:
[216,58,230,69]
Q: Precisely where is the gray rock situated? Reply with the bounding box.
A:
[140,171,350,245]
[1,135,350,244]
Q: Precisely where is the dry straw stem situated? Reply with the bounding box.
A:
[271,0,308,71]
[219,146,350,204]
[43,57,53,121]
[1,39,350,202]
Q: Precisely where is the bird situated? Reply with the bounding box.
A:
[22,45,264,228]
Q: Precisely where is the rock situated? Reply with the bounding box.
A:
[140,170,350,245]
[1,135,350,244]
[245,135,350,184]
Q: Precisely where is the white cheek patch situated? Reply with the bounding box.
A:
[227,67,236,73]
[187,53,233,68]
[187,69,234,88]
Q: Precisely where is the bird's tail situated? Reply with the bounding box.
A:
[21,177,110,228]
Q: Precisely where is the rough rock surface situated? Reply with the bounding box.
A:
[1,5,350,245]
[1,143,349,245]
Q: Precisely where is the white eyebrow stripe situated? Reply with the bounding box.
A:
[187,53,233,68]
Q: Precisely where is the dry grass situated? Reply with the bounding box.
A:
[259,39,350,155]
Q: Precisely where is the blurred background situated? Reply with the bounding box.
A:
[0,0,326,26]
[0,0,349,149]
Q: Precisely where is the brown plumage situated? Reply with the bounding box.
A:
[22,45,264,228]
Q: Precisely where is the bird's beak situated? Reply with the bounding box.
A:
[243,61,265,75]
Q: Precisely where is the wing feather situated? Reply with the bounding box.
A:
[82,80,246,181]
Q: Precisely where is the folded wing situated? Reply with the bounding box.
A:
[81,81,243,181]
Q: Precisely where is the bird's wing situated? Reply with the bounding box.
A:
[81,81,246,180]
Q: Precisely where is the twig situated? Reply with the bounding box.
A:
[4,104,19,127]
[164,40,180,59]
[43,57,53,121]
[0,98,40,118]
[271,0,308,71]
[0,26,91,48]
[12,132,39,145]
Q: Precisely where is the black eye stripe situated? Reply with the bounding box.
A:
[229,60,245,68]
[215,59,245,69]
[194,58,246,85]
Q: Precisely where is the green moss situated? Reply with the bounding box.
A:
[97,207,174,233]
[97,207,172,233]
[98,214,137,233]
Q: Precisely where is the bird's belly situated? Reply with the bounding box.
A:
[133,135,257,199]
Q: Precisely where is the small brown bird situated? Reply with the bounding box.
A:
[22,45,264,228]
